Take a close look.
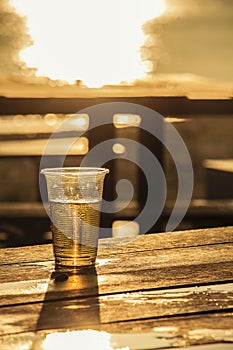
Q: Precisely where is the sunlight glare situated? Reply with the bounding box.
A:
[43,330,112,350]
[113,114,141,128]
[42,330,129,350]
[12,0,166,87]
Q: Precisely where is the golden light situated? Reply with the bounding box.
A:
[112,143,126,154]
[42,330,114,350]
[0,137,88,156]
[11,0,166,87]
[112,220,139,238]
[50,137,89,155]
[44,113,58,126]
[65,114,89,130]
[113,114,142,128]
[0,114,89,134]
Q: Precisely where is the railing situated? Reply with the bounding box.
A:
[0,96,232,246]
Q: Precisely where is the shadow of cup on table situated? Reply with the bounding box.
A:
[35,265,100,333]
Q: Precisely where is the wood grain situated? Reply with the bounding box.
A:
[0,242,232,305]
[0,283,232,336]
[1,226,232,265]
[0,312,233,350]
[0,227,232,349]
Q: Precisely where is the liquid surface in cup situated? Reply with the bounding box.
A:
[49,199,101,267]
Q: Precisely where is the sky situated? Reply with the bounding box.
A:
[0,0,232,86]
[154,0,233,82]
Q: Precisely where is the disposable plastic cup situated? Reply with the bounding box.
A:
[41,167,109,267]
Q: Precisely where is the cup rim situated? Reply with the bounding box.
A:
[40,167,109,176]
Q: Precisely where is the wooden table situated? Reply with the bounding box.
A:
[0,227,233,349]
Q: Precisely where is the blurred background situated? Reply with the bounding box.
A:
[0,0,232,247]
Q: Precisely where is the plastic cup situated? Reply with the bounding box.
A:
[41,167,109,267]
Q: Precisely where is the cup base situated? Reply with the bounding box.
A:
[55,256,96,268]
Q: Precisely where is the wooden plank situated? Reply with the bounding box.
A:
[99,226,233,254]
[0,335,232,350]
[0,284,232,336]
[0,245,54,265]
[2,242,233,280]
[0,242,232,305]
[0,312,232,350]
[93,311,233,338]
[0,261,233,306]
[97,244,233,273]
[1,227,232,265]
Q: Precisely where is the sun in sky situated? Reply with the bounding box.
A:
[12,0,166,87]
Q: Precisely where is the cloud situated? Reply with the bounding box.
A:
[0,0,32,76]
[141,0,233,82]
